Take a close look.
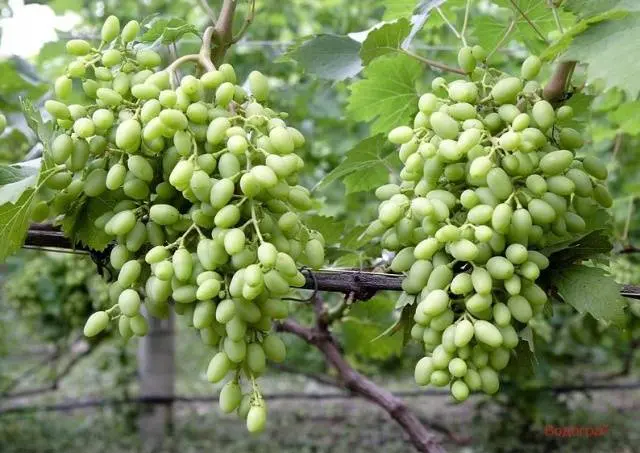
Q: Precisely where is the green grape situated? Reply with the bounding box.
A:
[457,47,476,73]
[246,405,267,433]
[66,39,91,56]
[118,288,141,316]
[263,335,286,363]
[474,320,503,348]
[130,314,149,336]
[491,77,522,104]
[83,311,109,337]
[247,343,267,374]
[521,55,542,80]
[507,295,533,323]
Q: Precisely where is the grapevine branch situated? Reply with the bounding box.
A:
[276,294,447,453]
[543,61,577,102]
[22,225,640,299]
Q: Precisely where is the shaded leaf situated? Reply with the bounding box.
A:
[563,14,640,99]
[347,53,421,134]
[305,215,345,245]
[608,101,640,135]
[61,191,122,251]
[284,35,363,81]
[553,264,627,326]
[342,295,403,359]
[564,0,640,18]
[316,134,398,193]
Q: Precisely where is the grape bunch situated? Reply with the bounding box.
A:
[35,16,325,432]
[366,47,611,401]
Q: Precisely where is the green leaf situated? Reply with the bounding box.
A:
[564,0,640,18]
[553,264,627,326]
[541,10,627,60]
[473,15,513,53]
[542,228,612,264]
[305,215,345,245]
[284,35,363,81]
[342,295,403,359]
[0,160,40,205]
[140,17,199,44]
[608,101,640,135]
[347,53,421,134]
[360,19,411,64]
[380,0,418,20]
[315,134,398,193]
[494,0,575,54]
[563,14,640,98]
[61,191,121,251]
[0,188,37,262]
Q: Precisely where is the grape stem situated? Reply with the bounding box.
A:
[401,49,466,75]
[231,0,256,44]
[436,7,467,47]
[250,201,265,244]
[486,18,516,61]
[164,25,216,76]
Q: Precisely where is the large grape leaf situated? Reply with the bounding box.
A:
[342,295,403,360]
[315,134,399,193]
[284,35,363,81]
[553,265,627,326]
[347,53,421,134]
[562,14,640,99]
[564,0,640,18]
[360,19,411,64]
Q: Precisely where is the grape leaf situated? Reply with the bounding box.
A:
[0,161,40,205]
[473,15,513,54]
[607,101,640,135]
[562,14,640,99]
[553,265,627,326]
[380,0,418,19]
[541,9,626,61]
[360,19,411,64]
[140,17,199,44]
[342,295,403,359]
[0,100,56,262]
[284,35,363,81]
[0,189,38,262]
[564,0,640,18]
[305,215,345,245]
[494,0,574,54]
[315,134,398,193]
[542,229,612,264]
[347,53,421,134]
[61,191,121,251]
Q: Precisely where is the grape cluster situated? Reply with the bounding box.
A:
[367,47,611,401]
[36,16,325,432]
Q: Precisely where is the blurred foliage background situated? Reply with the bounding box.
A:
[0,0,638,452]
